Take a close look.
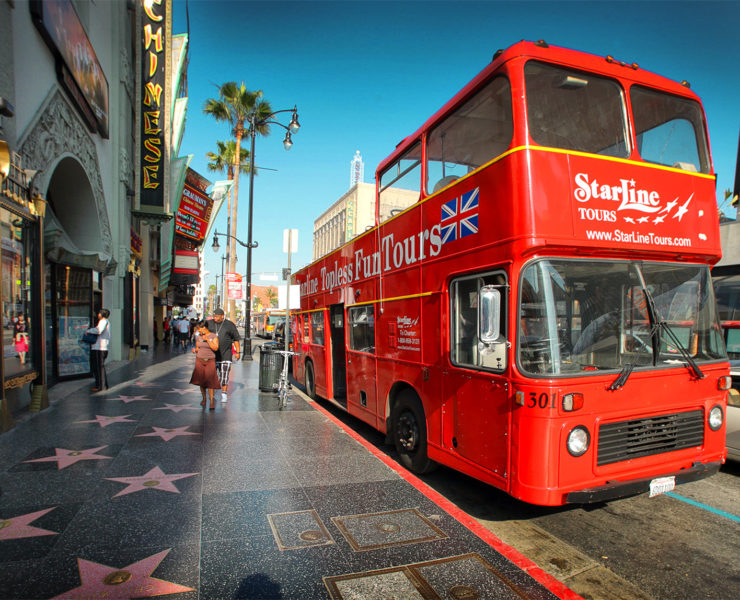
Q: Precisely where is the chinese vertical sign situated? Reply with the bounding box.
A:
[138,0,171,213]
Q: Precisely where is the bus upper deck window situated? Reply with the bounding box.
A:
[630,86,710,174]
[378,142,422,223]
[524,61,628,158]
[426,77,513,195]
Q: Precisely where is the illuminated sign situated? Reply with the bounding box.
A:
[139,0,170,210]
[175,183,214,242]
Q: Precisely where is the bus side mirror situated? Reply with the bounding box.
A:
[479,286,501,343]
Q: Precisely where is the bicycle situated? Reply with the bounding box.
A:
[273,349,296,409]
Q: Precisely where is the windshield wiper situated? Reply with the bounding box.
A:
[609,363,634,390]
[656,320,705,379]
[636,272,704,380]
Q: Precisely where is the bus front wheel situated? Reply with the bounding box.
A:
[304,361,316,399]
[392,392,435,474]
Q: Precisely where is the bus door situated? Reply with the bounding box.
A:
[345,304,377,418]
[443,272,509,480]
[329,304,347,406]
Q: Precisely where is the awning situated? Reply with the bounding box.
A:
[44,206,115,273]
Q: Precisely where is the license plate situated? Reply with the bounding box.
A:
[649,476,676,498]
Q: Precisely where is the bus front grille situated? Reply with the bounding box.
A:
[597,410,704,466]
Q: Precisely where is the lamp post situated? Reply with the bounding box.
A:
[212,230,257,359]
[243,105,300,362]
[214,273,222,309]
[219,254,227,308]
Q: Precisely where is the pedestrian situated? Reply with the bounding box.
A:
[190,320,220,409]
[87,308,111,392]
[208,308,240,402]
[163,315,171,344]
[177,315,190,350]
[14,313,29,365]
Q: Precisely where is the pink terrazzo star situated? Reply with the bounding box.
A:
[23,446,113,470]
[133,381,160,387]
[51,548,193,599]
[106,466,199,498]
[76,415,136,428]
[152,403,201,413]
[135,426,199,442]
[112,395,151,404]
[0,507,57,540]
[162,388,195,395]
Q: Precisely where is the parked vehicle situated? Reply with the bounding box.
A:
[292,40,729,506]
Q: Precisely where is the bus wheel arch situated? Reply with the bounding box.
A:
[389,386,436,474]
[304,360,316,399]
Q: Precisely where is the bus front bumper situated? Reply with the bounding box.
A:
[565,461,722,504]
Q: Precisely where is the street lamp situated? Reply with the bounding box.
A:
[244,105,300,362]
[212,230,258,359]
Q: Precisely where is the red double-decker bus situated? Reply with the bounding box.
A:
[292,40,729,506]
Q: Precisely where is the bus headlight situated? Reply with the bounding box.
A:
[566,426,590,457]
[708,405,724,431]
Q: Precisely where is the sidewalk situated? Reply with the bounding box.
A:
[0,344,579,599]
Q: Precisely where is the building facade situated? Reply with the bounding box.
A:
[312,181,418,261]
[0,0,192,431]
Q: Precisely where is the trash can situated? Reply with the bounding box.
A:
[258,342,283,392]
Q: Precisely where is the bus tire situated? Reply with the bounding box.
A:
[391,391,436,474]
[304,361,316,399]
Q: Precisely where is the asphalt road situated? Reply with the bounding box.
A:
[299,387,740,600]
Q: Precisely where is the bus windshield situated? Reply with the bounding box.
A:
[518,259,725,375]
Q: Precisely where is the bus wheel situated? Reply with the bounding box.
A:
[392,392,435,474]
[304,361,316,399]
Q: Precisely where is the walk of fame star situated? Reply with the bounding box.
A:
[105,466,199,497]
[76,415,136,427]
[162,388,194,395]
[112,395,151,403]
[23,446,112,469]
[133,381,159,387]
[152,403,201,413]
[0,507,57,540]
[51,549,193,599]
[135,426,199,441]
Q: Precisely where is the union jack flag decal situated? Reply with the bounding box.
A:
[440,187,479,244]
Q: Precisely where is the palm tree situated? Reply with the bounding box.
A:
[266,286,278,308]
[206,140,251,300]
[203,82,273,321]
[207,284,217,315]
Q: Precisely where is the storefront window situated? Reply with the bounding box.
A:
[2,207,34,377]
[55,265,92,377]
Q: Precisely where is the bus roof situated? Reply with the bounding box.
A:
[377,39,705,177]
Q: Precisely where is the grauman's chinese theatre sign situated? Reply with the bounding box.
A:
[137,0,171,216]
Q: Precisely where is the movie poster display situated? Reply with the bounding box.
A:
[30,0,110,137]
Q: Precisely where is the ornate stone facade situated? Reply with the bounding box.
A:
[16,87,113,259]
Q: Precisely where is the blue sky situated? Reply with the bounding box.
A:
[173,0,740,289]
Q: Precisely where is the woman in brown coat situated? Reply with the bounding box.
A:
[190,320,220,409]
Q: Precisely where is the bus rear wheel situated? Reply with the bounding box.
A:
[304,361,316,399]
[392,392,435,474]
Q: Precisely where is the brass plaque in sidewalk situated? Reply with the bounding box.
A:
[267,509,335,550]
[324,553,531,600]
[331,508,448,552]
